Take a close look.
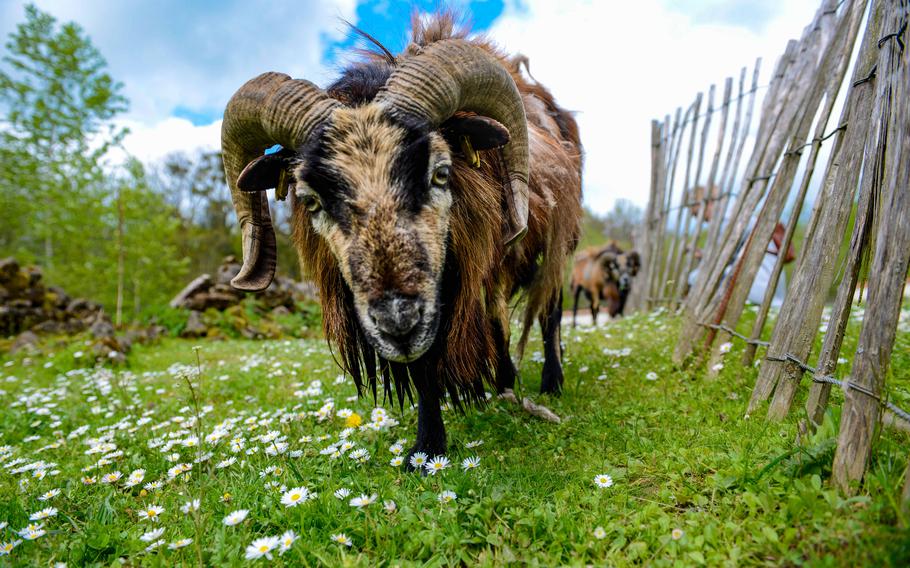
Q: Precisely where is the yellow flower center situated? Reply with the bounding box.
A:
[259,545,269,552]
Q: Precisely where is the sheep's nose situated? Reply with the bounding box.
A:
[369,294,422,337]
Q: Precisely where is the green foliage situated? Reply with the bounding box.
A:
[0,4,188,319]
[0,307,908,565]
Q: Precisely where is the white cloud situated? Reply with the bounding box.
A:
[117,117,221,164]
[489,0,819,213]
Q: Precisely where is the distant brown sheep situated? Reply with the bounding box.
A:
[570,243,640,326]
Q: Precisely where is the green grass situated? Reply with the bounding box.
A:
[1,306,909,566]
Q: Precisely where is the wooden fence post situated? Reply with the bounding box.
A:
[627,120,664,313]
[701,0,850,379]
[757,0,880,417]
[833,1,910,491]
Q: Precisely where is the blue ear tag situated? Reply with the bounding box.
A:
[264,144,283,155]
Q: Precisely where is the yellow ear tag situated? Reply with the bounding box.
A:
[460,135,481,169]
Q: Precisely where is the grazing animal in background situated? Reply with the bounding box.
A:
[570,243,640,326]
[221,12,582,462]
[611,247,641,316]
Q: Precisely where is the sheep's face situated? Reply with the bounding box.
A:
[616,252,640,292]
[598,253,622,287]
[294,105,453,363]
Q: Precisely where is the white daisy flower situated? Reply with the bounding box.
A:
[245,536,280,560]
[594,474,613,488]
[179,499,200,514]
[645,372,658,381]
[438,490,457,504]
[349,493,377,508]
[139,505,164,522]
[593,526,607,539]
[333,488,351,500]
[461,456,481,471]
[140,528,165,542]
[383,500,397,513]
[29,507,57,521]
[425,455,450,475]
[465,440,484,449]
[222,509,249,526]
[330,533,353,547]
[168,537,193,550]
[38,488,60,501]
[408,452,428,469]
[0,539,22,555]
[144,539,165,552]
[279,530,298,555]
[281,486,313,507]
[389,456,404,467]
[101,471,123,484]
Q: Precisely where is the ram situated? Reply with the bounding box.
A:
[221,14,582,462]
[570,243,640,326]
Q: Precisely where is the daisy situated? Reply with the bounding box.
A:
[29,507,57,521]
[645,372,658,381]
[0,540,21,555]
[140,528,165,542]
[38,488,60,501]
[333,488,351,500]
[180,499,200,514]
[101,471,123,484]
[465,440,484,449]
[389,443,403,455]
[389,456,404,467]
[145,539,165,552]
[281,486,313,507]
[330,533,353,547]
[279,530,298,555]
[593,526,607,540]
[223,509,249,526]
[671,528,685,540]
[143,480,163,492]
[438,490,457,504]
[216,457,237,469]
[124,469,145,487]
[81,476,97,485]
[349,493,377,508]
[139,505,164,522]
[19,527,45,540]
[425,456,450,475]
[383,500,397,513]
[461,456,481,471]
[594,474,613,488]
[408,452,428,469]
[168,538,193,550]
[719,342,733,354]
[245,536,280,560]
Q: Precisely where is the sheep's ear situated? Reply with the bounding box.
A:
[237,148,296,193]
[442,114,511,151]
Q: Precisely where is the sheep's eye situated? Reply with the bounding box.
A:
[431,166,450,187]
[302,194,322,213]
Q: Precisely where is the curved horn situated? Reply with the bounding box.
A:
[375,40,530,244]
[222,72,340,290]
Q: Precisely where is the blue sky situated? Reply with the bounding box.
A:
[0,0,820,212]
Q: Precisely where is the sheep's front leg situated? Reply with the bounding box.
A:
[540,292,564,395]
[406,385,447,470]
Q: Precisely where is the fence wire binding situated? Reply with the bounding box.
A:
[698,322,910,425]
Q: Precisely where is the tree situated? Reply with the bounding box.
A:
[0,4,188,320]
[0,3,127,289]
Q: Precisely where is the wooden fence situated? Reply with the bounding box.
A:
[630,0,910,492]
